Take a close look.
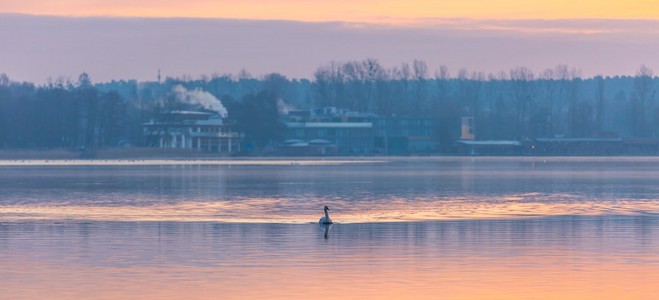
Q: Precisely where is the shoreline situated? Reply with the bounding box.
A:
[2,148,659,161]
[4,154,659,166]
[0,159,385,166]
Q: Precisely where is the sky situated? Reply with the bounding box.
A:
[1,1,659,83]
[5,0,659,21]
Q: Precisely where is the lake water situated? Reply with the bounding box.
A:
[1,157,658,299]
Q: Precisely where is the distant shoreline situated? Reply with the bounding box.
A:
[0,159,385,167]
[0,148,234,160]
[1,148,659,161]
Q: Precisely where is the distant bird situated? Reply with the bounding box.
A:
[319,205,333,224]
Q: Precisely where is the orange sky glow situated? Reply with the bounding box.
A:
[3,0,659,22]
[3,1,659,82]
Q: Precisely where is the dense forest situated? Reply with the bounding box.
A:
[0,60,657,150]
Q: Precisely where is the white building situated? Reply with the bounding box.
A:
[143,111,242,153]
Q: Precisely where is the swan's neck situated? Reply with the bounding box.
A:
[324,209,330,219]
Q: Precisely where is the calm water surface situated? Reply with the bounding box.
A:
[1,157,658,299]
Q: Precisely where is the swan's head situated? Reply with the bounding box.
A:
[324,205,330,211]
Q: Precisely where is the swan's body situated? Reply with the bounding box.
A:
[319,205,333,224]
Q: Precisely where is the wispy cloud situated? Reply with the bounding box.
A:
[1,14,658,83]
[341,17,659,37]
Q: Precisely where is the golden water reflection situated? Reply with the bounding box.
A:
[1,218,657,299]
[1,195,657,223]
[2,158,659,298]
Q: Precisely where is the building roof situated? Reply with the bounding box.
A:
[193,119,224,126]
[623,138,659,145]
[285,142,309,147]
[143,119,224,126]
[284,139,305,144]
[143,110,225,126]
[535,138,623,143]
[457,140,522,146]
[168,110,214,116]
[285,122,372,128]
[309,139,331,144]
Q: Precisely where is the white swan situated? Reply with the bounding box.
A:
[319,205,333,224]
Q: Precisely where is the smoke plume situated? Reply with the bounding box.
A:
[277,98,295,114]
[172,85,228,118]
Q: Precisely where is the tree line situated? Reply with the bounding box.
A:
[0,73,126,149]
[0,60,657,150]
[313,61,657,141]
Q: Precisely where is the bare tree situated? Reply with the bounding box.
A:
[539,65,580,135]
[313,61,344,108]
[433,65,450,113]
[394,62,412,115]
[595,75,606,133]
[413,60,428,116]
[0,74,9,87]
[362,58,386,112]
[631,65,655,137]
[509,67,535,138]
[434,65,458,148]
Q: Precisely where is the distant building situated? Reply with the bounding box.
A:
[280,138,338,156]
[530,137,623,155]
[460,116,475,140]
[456,140,524,156]
[622,138,659,155]
[282,108,375,155]
[373,117,439,154]
[283,121,374,155]
[143,111,243,153]
[282,107,443,155]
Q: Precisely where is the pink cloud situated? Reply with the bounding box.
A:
[0,14,658,83]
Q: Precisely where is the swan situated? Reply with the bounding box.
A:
[319,205,333,224]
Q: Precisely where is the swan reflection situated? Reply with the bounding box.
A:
[320,223,333,239]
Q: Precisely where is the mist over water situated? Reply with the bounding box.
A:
[1,157,658,222]
[1,157,658,299]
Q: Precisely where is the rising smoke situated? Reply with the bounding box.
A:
[172,85,228,118]
[277,98,295,114]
